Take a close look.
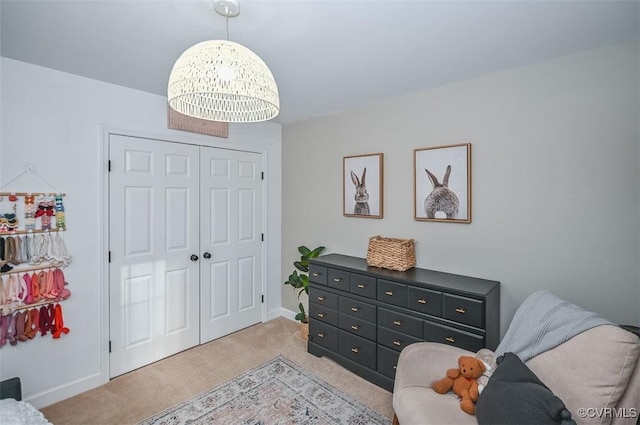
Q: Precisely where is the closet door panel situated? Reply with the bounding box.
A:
[109,135,200,378]
[165,188,190,251]
[238,256,256,311]
[200,147,263,343]
[124,187,152,256]
[209,188,230,245]
[209,260,230,319]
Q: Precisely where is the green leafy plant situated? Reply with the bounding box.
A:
[284,245,325,323]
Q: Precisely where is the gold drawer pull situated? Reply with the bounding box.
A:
[385,291,393,296]
[317,332,325,338]
[357,284,365,289]
[393,340,402,346]
[317,296,325,301]
[445,336,455,343]
[333,278,341,282]
[317,313,325,318]
[417,299,427,304]
[393,320,402,326]
[393,365,397,370]
[455,308,466,314]
[351,347,359,353]
[351,324,359,330]
[312,272,320,277]
[351,307,359,312]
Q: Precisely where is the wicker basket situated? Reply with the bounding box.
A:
[366,236,416,271]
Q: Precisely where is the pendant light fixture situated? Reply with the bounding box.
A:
[167,0,280,123]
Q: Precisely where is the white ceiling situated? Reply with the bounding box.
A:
[1,0,638,125]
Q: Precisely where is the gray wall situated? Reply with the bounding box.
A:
[282,40,640,334]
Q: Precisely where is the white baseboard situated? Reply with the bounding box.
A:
[27,372,103,409]
[268,307,297,322]
[31,310,299,409]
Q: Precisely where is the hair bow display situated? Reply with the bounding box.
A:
[34,203,55,218]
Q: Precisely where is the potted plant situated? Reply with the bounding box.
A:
[284,245,325,338]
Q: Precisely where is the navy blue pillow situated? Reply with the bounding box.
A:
[476,353,575,425]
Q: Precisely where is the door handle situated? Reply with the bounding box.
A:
[203,252,212,259]
[190,254,199,261]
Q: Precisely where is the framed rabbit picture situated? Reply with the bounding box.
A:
[414,143,471,223]
[343,153,383,219]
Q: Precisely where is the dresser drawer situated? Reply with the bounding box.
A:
[350,273,377,299]
[339,330,377,370]
[309,265,327,285]
[443,294,484,328]
[378,307,422,338]
[408,287,442,317]
[378,345,401,379]
[328,269,350,291]
[309,302,338,326]
[338,296,376,323]
[309,320,338,352]
[309,287,338,310]
[339,313,376,341]
[424,321,484,352]
[377,280,407,308]
[378,326,422,352]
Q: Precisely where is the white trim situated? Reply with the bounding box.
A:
[99,127,111,385]
[26,372,103,409]
[276,307,299,322]
[101,123,270,153]
[261,149,268,324]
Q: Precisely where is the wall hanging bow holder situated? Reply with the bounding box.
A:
[0,167,72,346]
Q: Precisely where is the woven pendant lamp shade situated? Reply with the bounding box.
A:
[168,39,279,123]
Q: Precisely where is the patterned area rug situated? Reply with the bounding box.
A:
[139,356,391,425]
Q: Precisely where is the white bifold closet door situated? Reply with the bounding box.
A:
[109,134,263,378]
[199,146,263,343]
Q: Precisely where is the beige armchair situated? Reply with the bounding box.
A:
[392,325,640,425]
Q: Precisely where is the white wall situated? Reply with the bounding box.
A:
[0,57,282,407]
[282,40,640,333]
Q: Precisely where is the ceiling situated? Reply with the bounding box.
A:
[1,1,638,125]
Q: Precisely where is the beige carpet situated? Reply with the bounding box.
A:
[40,317,393,425]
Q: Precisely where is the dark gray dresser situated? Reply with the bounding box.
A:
[307,253,500,392]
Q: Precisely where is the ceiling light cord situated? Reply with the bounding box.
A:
[225,7,230,41]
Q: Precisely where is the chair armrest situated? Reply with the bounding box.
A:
[394,342,473,391]
[0,377,22,401]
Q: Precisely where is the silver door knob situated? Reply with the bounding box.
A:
[190,254,199,261]
[203,252,212,259]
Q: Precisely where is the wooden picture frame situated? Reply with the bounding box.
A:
[343,153,383,219]
[414,143,471,223]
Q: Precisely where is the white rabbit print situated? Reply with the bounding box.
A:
[343,153,383,218]
[424,165,459,219]
[351,168,370,215]
[414,144,471,223]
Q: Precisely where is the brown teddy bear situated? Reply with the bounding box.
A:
[432,355,486,415]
